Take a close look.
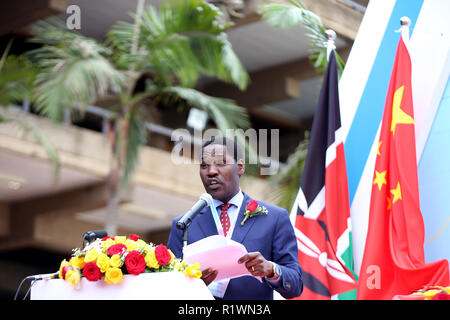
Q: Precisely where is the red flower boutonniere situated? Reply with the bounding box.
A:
[241,200,268,226]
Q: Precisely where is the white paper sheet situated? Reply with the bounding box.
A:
[182,235,252,281]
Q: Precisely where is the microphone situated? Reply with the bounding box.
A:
[176,193,213,230]
[28,271,60,280]
[14,271,60,300]
[82,230,108,245]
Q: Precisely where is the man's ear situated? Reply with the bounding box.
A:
[237,159,245,176]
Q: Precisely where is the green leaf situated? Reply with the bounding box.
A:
[259,1,345,76]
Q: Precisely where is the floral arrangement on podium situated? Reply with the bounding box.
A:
[393,285,450,300]
[59,234,201,286]
[410,286,450,300]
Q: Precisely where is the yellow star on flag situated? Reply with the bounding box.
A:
[390,182,402,204]
[373,170,387,191]
[377,141,382,156]
[391,85,414,135]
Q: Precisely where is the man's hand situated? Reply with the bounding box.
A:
[201,268,218,286]
[238,252,274,278]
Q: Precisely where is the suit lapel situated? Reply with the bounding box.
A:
[196,206,218,238]
[231,193,257,244]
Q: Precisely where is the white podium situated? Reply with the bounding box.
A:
[30,272,214,300]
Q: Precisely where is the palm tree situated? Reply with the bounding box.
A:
[27,0,250,235]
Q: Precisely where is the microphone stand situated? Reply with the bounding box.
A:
[182,227,189,249]
[14,275,35,300]
[177,223,189,260]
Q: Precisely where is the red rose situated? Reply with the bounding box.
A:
[128,234,140,241]
[432,292,450,300]
[155,244,171,266]
[125,250,146,275]
[246,200,258,212]
[107,243,127,256]
[83,261,102,281]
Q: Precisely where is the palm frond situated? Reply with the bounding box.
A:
[164,86,249,129]
[259,0,345,75]
[269,137,309,210]
[0,56,35,105]
[259,1,322,32]
[0,54,36,106]
[107,0,249,89]
[29,19,125,121]
[0,115,60,177]
[163,86,260,165]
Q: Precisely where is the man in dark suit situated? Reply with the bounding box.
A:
[167,136,303,300]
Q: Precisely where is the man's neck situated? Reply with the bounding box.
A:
[214,188,242,205]
[224,188,241,204]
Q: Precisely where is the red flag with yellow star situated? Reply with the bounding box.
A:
[357,34,449,299]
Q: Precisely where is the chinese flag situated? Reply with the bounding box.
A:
[357,35,449,299]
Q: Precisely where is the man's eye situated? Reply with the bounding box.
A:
[200,163,209,169]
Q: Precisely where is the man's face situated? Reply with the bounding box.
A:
[200,144,245,203]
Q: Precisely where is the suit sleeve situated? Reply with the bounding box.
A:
[167,217,183,259]
[266,208,303,299]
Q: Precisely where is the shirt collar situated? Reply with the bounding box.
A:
[212,188,243,209]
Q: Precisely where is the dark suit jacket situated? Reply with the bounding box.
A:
[167,192,303,300]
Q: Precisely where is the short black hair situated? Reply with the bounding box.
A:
[201,136,244,163]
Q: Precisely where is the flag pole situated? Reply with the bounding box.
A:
[397,16,411,45]
[326,29,336,62]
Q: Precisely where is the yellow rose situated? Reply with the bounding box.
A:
[110,254,123,268]
[142,244,153,255]
[105,267,123,284]
[125,239,138,251]
[59,259,70,279]
[102,238,115,252]
[136,239,147,249]
[424,289,441,300]
[184,263,202,279]
[168,249,175,264]
[114,236,126,244]
[65,269,81,286]
[96,254,110,273]
[69,256,85,269]
[84,248,100,263]
[144,248,159,269]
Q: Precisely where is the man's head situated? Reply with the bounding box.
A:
[199,136,245,203]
